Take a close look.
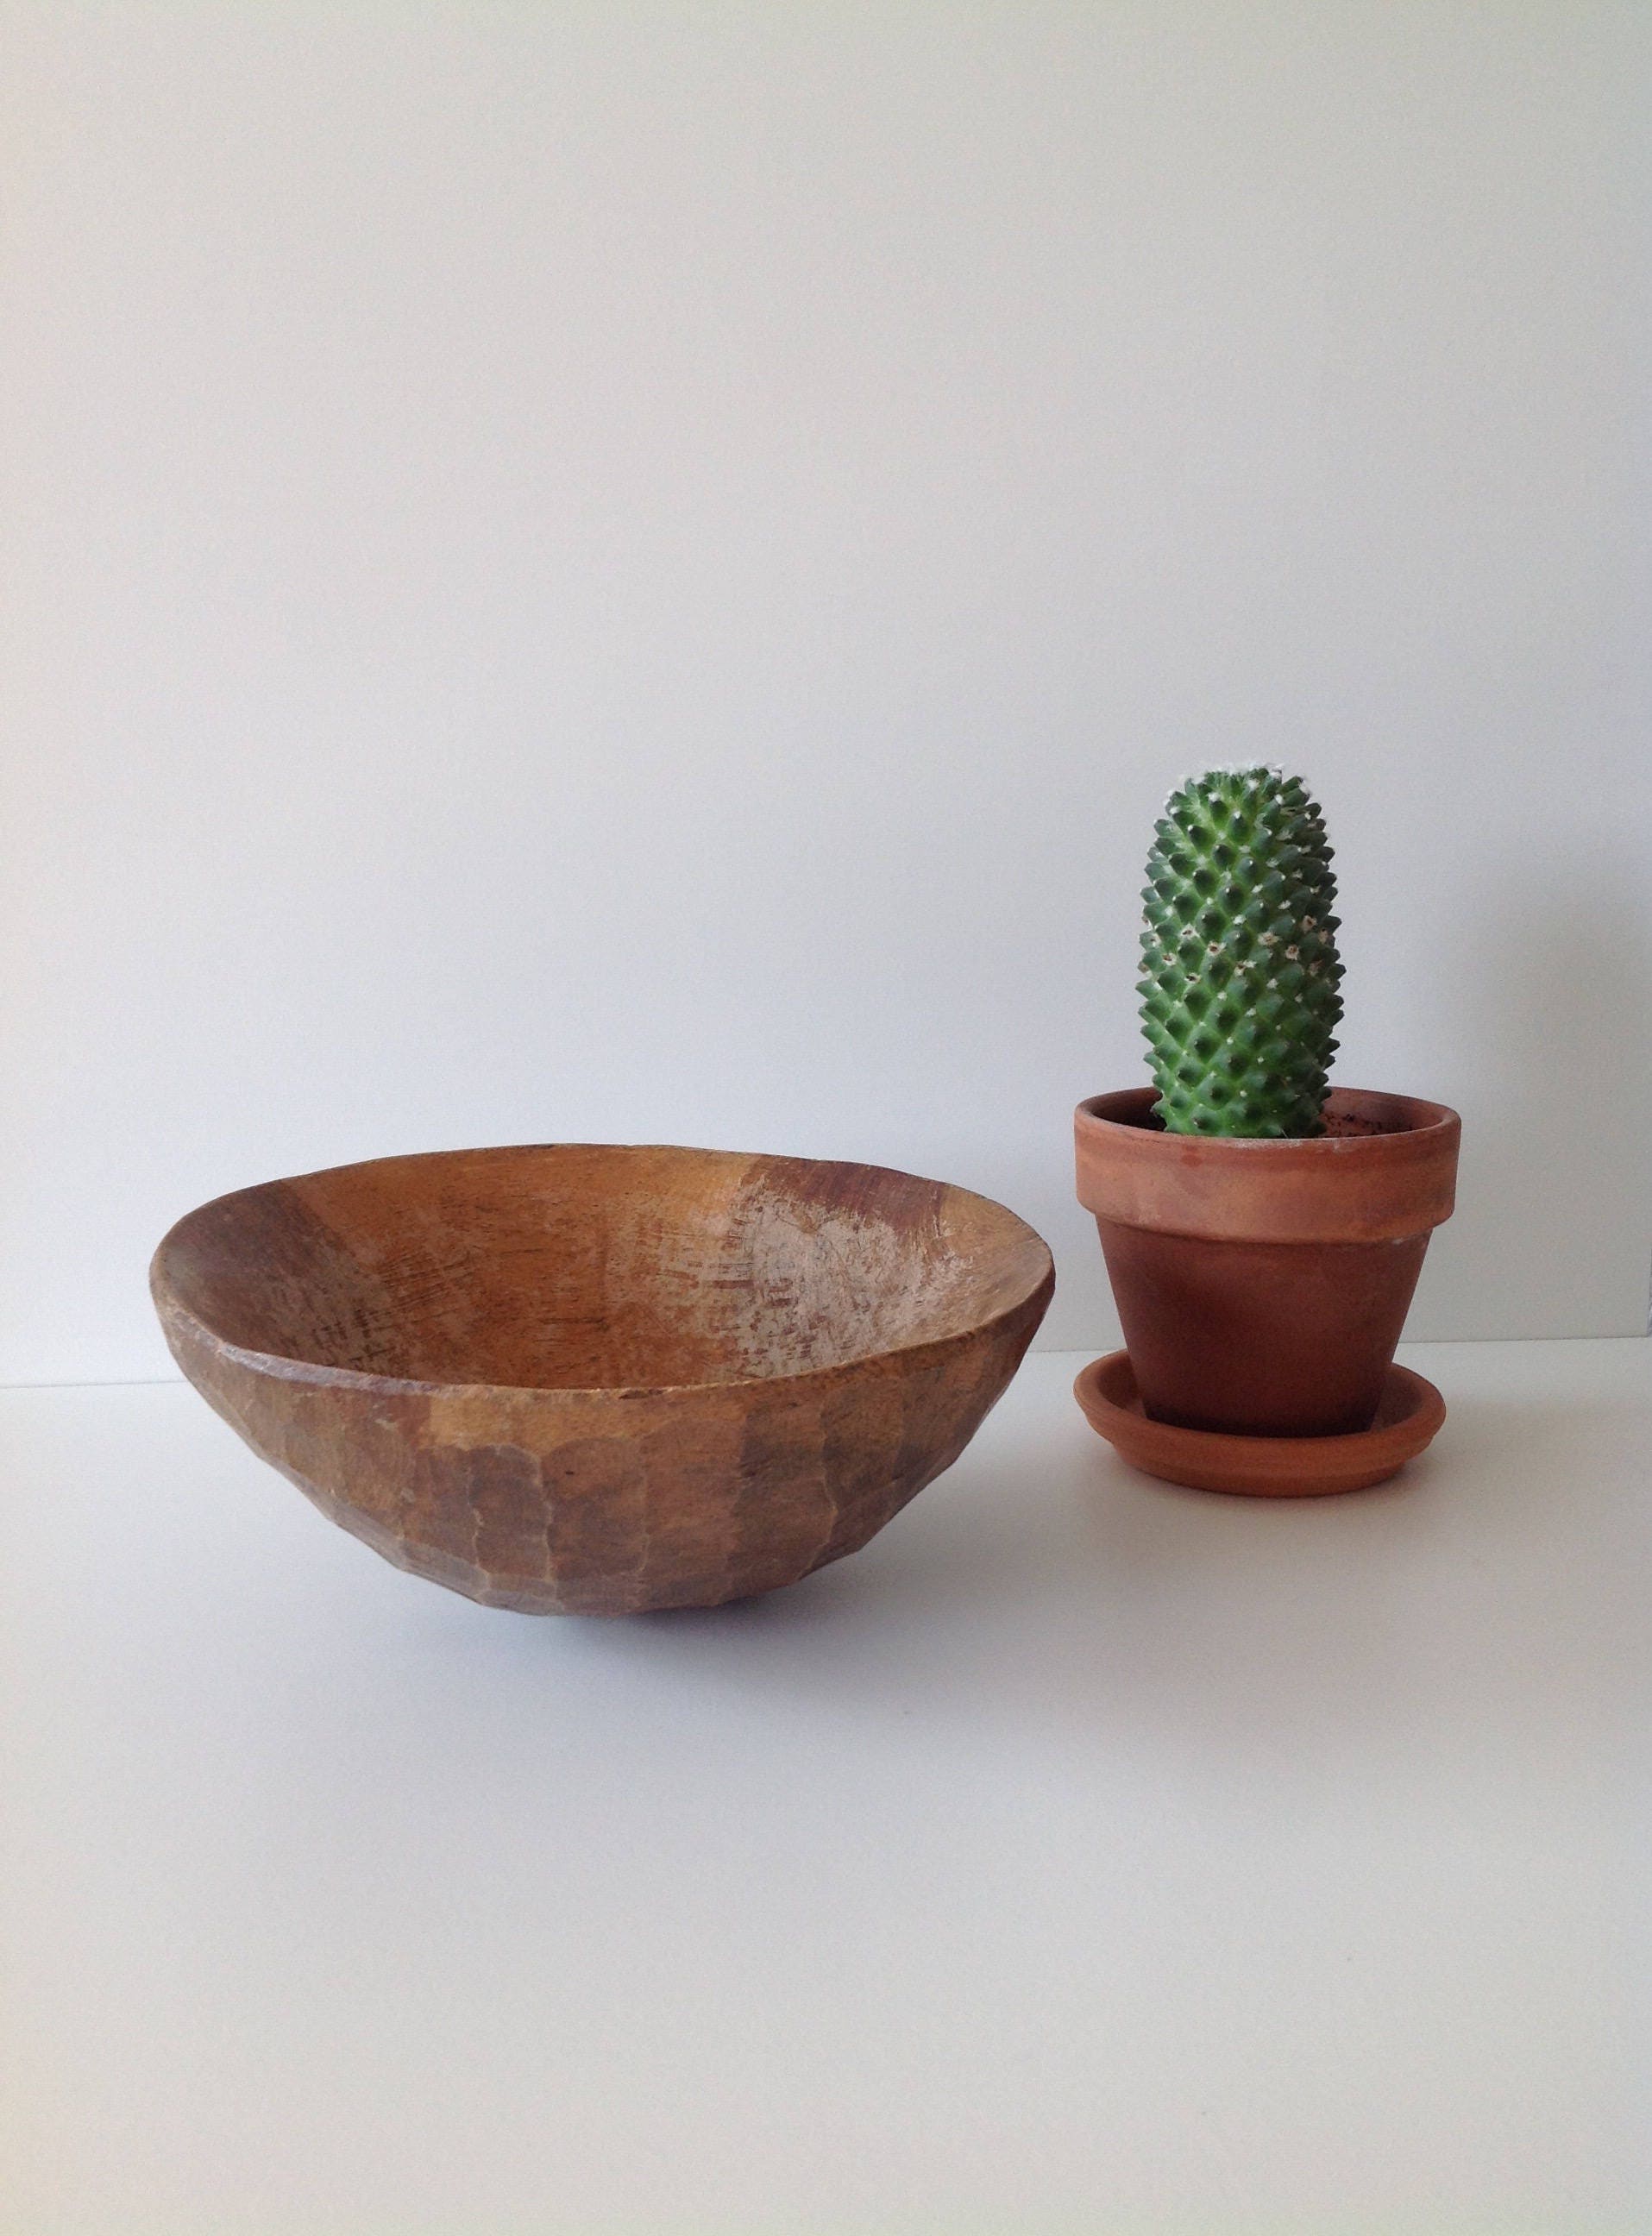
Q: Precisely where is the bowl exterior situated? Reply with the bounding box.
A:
[154,1267,1052,1615]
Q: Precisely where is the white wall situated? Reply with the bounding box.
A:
[3,1,1649,1384]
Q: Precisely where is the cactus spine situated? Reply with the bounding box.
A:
[1138,765,1344,1137]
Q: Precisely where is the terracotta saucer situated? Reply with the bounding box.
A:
[1073,1351,1445,1498]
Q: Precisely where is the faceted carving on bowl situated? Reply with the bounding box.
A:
[152,1145,1053,1613]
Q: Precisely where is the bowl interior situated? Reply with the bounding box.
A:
[158,1145,1051,1391]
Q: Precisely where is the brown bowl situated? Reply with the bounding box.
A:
[151,1145,1053,1614]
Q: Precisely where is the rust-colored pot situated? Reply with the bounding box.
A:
[1074,1088,1460,1438]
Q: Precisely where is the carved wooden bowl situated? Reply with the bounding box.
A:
[152,1146,1053,1614]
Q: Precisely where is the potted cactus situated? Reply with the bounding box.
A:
[1073,765,1460,1494]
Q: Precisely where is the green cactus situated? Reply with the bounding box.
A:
[1138,765,1344,1137]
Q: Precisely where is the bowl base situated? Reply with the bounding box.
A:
[1073,1351,1445,1497]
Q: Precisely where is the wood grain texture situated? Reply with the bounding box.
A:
[151,1145,1053,1613]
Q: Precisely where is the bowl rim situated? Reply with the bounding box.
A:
[151,1141,1057,1401]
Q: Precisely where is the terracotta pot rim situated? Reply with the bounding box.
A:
[1075,1085,1460,1245]
[1077,1084,1459,1153]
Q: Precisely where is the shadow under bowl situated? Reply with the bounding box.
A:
[152,1144,1054,1613]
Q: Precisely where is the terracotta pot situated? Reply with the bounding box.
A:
[1074,1088,1460,1438]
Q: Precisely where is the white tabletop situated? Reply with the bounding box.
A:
[3,1339,1647,2233]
